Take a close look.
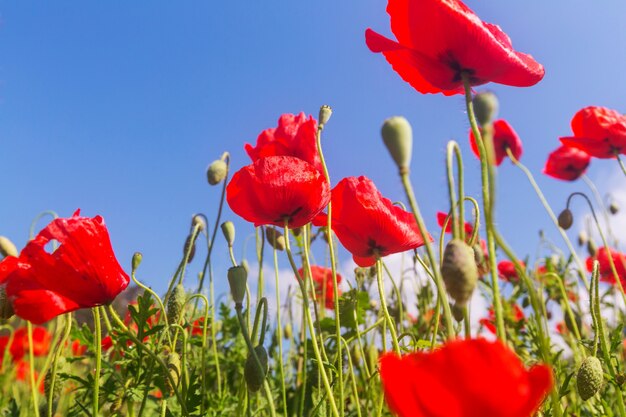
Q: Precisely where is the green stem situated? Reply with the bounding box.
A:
[445,141,466,241]
[617,155,626,178]
[27,322,41,417]
[47,314,73,417]
[93,307,102,417]
[375,259,401,354]
[582,174,617,246]
[271,244,288,416]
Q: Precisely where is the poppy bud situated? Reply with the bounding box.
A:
[564,311,582,335]
[352,344,362,364]
[164,350,181,395]
[167,284,186,325]
[576,356,603,401]
[244,345,269,392]
[283,323,292,340]
[228,266,247,306]
[0,286,14,320]
[207,159,228,186]
[265,228,286,251]
[366,344,379,373]
[558,209,574,230]
[221,221,235,247]
[521,297,530,309]
[451,303,465,322]
[577,230,588,247]
[610,201,619,215]
[318,105,333,127]
[192,215,206,232]
[441,239,479,307]
[241,259,250,274]
[183,234,196,263]
[472,91,499,126]
[472,243,485,266]
[381,116,413,173]
[616,374,626,386]
[587,239,597,257]
[132,252,143,272]
[0,236,18,258]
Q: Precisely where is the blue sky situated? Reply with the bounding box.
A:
[0,1,625,295]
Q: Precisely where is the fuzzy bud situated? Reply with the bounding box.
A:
[228,266,247,306]
[192,215,206,232]
[132,252,143,272]
[441,239,479,307]
[577,356,603,401]
[0,286,14,320]
[381,116,413,173]
[558,209,574,230]
[244,345,269,393]
[610,201,620,215]
[451,303,465,322]
[577,230,588,247]
[283,323,293,340]
[366,344,379,373]
[0,236,18,258]
[164,351,181,395]
[183,234,196,263]
[472,91,499,126]
[207,159,228,186]
[265,228,286,251]
[167,284,186,325]
[318,105,332,127]
[587,239,597,257]
[221,221,235,247]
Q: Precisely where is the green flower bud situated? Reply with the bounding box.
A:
[577,356,603,401]
[318,105,333,127]
[132,252,143,272]
[441,239,478,307]
[0,236,18,258]
[167,284,186,325]
[381,116,413,173]
[564,311,582,335]
[577,230,588,247]
[283,323,293,340]
[164,351,182,395]
[558,209,574,230]
[183,234,196,263]
[451,303,465,322]
[472,91,499,126]
[0,286,14,320]
[366,344,379,373]
[352,345,362,364]
[207,159,228,186]
[228,266,247,306]
[244,345,269,393]
[587,239,597,257]
[265,228,286,251]
[221,221,235,247]
[192,215,206,232]
[241,259,250,274]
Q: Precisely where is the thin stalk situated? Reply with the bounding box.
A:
[271,244,288,416]
[27,322,41,417]
[446,141,466,241]
[582,174,617,246]
[617,155,626,178]
[47,314,73,417]
[375,259,401,354]
[93,307,102,417]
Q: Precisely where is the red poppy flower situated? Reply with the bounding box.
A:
[469,119,523,165]
[436,211,473,235]
[560,106,626,158]
[71,339,88,356]
[227,156,330,229]
[543,145,591,181]
[297,266,342,310]
[365,0,544,96]
[0,210,129,324]
[244,113,322,172]
[480,304,525,335]
[314,176,430,267]
[15,360,45,393]
[586,247,626,287]
[8,327,51,360]
[189,317,207,337]
[380,338,553,417]
[497,260,525,282]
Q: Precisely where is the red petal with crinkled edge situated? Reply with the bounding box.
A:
[227,156,330,229]
[560,106,626,158]
[380,338,553,417]
[3,211,129,324]
[366,0,544,95]
[543,145,590,181]
[469,119,523,165]
[559,136,624,159]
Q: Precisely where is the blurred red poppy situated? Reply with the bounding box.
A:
[0,210,130,324]
[227,156,330,229]
[497,260,525,282]
[245,113,322,172]
[436,211,474,235]
[314,176,430,267]
[380,338,552,417]
[297,266,342,310]
[480,304,525,335]
[71,339,88,356]
[586,247,626,287]
[543,145,591,181]
[365,0,544,95]
[8,327,51,360]
[469,119,523,165]
[560,106,626,158]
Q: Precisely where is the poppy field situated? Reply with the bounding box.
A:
[2,0,626,416]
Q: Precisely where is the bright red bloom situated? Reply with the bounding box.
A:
[189,317,207,337]
[480,304,525,335]
[380,338,553,417]
[469,119,523,165]
[314,176,431,267]
[365,0,544,96]
[297,266,343,310]
[543,145,591,181]
[560,106,626,158]
[497,260,525,282]
[244,113,322,172]
[436,211,473,235]
[227,156,330,229]
[0,210,129,324]
[586,247,626,287]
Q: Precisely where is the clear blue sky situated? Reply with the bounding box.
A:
[1,1,624,294]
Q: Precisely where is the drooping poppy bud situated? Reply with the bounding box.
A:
[192,215,206,232]
[164,350,181,395]
[221,221,235,247]
[183,234,196,263]
[167,284,186,325]
[0,236,18,258]
[558,209,574,230]
[577,356,603,401]
[132,252,143,273]
[381,116,413,173]
[610,201,620,215]
[578,230,588,247]
[441,239,478,307]
[265,228,286,251]
[318,105,333,127]
[228,266,247,306]
[244,345,269,392]
[472,91,499,126]
[451,302,465,322]
[587,239,598,257]
[207,159,228,186]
